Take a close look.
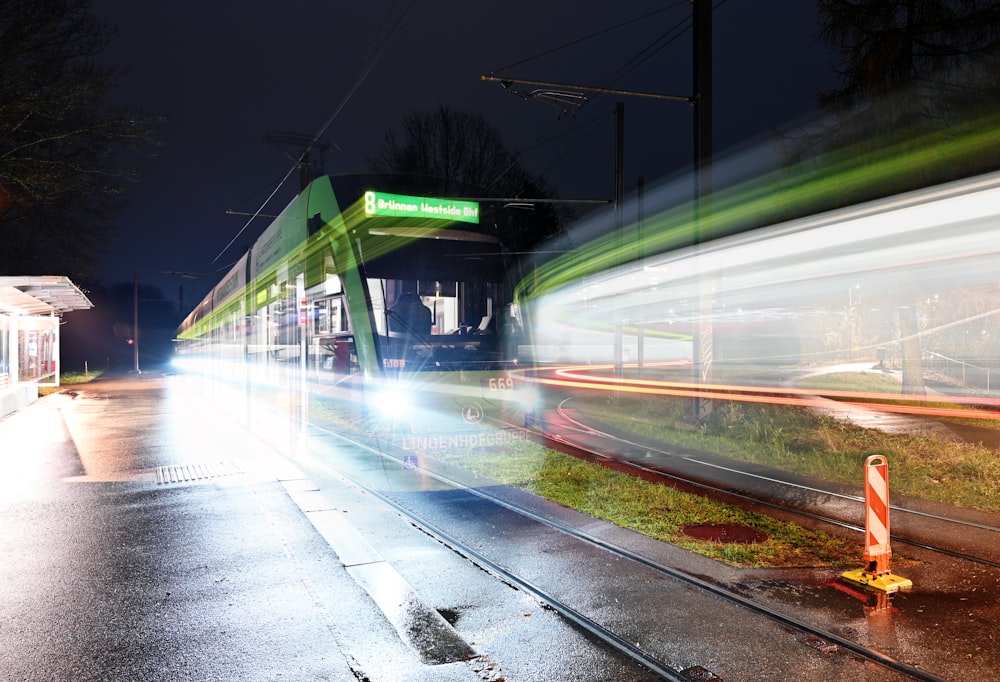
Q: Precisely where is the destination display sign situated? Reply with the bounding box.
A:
[364,190,479,224]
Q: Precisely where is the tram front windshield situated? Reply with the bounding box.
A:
[360,225,507,370]
[372,279,496,336]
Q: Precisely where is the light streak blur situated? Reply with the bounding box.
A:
[514,365,1000,421]
[517,118,1000,423]
[517,114,1000,301]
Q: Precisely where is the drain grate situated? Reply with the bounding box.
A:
[155,461,245,484]
[681,666,723,681]
[800,635,838,653]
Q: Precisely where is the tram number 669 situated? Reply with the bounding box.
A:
[486,376,515,392]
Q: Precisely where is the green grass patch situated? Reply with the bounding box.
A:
[59,370,104,384]
[795,371,901,392]
[308,379,1000,566]
[798,371,1000,427]
[425,439,857,569]
[568,389,1000,514]
[38,370,104,396]
[310,393,857,568]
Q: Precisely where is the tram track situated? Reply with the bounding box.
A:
[303,414,951,681]
[532,396,1000,571]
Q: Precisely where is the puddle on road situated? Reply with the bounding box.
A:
[733,572,1000,674]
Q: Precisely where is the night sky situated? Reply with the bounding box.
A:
[89,1,836,310]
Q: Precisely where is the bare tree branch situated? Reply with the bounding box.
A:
[369,104,572,251]
[0,0,160,278]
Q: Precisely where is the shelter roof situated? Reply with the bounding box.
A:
[0,276,94,316]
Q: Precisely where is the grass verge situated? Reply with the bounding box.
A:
[567,381,1000,514]
[429,440,858,568]
[38,370,104,396]
[310,396,859,569]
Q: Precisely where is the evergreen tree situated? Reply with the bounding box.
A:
[819,0,1000,109]
[779,0,1000,207]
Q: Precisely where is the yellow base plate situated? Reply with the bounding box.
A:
[841,569,913,593]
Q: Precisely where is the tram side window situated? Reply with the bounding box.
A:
[314,296,348,335]
[422,281,457,334]
[272,283,298,350]
[315,299,330,334]
[249,306,269,359]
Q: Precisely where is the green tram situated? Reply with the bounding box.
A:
[175,173,533,451]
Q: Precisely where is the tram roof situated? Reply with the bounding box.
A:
[0,276,93,316]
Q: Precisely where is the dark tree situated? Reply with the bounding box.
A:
[815,0,1000,144]
[783,1,1000,395]
[0,0,157,278]
[819,0,1000,110]
[774,0,1000,217]
[369,105,570,252]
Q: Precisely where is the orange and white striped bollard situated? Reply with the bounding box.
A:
[842,455,912,593]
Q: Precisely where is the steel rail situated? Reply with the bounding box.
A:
[307,418,948,682]
[542,399,1000,570]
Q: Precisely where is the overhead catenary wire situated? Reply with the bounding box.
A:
[602,0,730,90]
[537,110,618,181]
[602,13,692,90]
[211,0,420,265]
[487,2,699,196]
[489,2,688,75]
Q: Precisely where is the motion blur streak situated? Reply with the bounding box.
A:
[520,162,1000,420]
[518,116,1000,301]
[515,365,1000,421]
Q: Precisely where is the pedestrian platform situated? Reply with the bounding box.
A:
[6,369,997,681]
[0,370,553,681]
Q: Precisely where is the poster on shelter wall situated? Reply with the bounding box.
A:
[0,314,9,389]
[17,317,57,383]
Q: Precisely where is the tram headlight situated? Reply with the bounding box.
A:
[370,386,411,418]
[170,356,195,373]
[516,386,538,409]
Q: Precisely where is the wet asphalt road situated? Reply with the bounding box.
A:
[5,369,999,680]
[0,372,655,682]
[0,373,364,681]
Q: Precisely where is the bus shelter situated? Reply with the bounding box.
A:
[0,276,93,418]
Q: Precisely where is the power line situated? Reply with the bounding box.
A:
[490,3,688,74]
[603,13,692,89]
[210,1,420,265]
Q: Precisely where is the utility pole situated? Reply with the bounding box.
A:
[132,273,141,374]
[694,0,713,200]
[483,2,713,401]
[693,0,714,419]
[265,132,334,191]
[637,175,646,378]
[615,102,626,236]
[614,101,625,381]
